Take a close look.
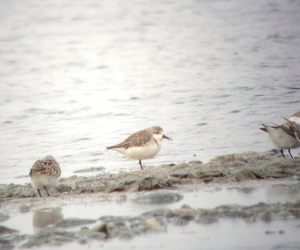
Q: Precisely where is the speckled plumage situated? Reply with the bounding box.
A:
[285,118,300,143]
[107,126,163,149]
[29,155,61,197]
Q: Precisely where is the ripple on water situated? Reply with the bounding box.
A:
[229,110,241,114]
[196,122,207,126]
[1,0,300,183]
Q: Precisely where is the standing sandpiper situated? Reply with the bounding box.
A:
[107,126,172,170]
[29,155,61,197]
[260,123,300,158]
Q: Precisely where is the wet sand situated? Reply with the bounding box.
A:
[0,151,300,249]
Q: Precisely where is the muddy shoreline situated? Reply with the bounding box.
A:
[0,151,300,249]
[1,151,300,199]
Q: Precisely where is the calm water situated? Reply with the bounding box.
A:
[1,0,300,184]
[2,180,300,249]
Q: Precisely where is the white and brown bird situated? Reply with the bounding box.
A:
[260,122,300,158]
[107,126,172,170]
[29,155,61,197]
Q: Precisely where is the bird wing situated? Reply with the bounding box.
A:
[30,158,61,177]
[107,129,153,149]
[272,123,295,138]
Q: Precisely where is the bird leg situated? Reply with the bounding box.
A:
[44,186,50,196]
[37,189,42,198]
[280,149,285,158]
[139,160,144,170]
[288,148,293,158]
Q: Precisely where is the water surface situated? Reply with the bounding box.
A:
[1,179,300,249]
[1,0,300,183]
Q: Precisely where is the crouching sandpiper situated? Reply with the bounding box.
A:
[29,155,61,197]
[107,126,172,170]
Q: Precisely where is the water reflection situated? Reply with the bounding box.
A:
[32,207,63,230]
[267,183,300,197]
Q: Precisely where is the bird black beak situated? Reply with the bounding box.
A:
[163,134,172,140]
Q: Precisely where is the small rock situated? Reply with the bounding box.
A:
[287,200,300,217]
[56,218,96,228]
[181,204,192,209]
[189,160,203,165]
[92,224,109,237]
[195,170,224,179]
[22,230,76,248]
[141,208,174,219]
[203,177,213,183]
[98,215,131,223]
[235,169,260,182]
[260,210,272,222]
[106,222,130,238]
[107,182,125,192]
[146,218,160,230]
[170,172,194,179]
[55,183,73,193]
[133,192,183,205]
[173,207,197,221]
[167,163,176,167]
[137,177,172,191]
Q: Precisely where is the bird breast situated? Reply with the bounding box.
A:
[267,127,300,149]
[124,141,161,160]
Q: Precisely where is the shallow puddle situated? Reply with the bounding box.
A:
[1,178,299,249]
[95,220,300,250]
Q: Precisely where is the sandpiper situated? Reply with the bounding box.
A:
[29,155,61,197]
[260,123,300,158]
[107,126,172,170]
